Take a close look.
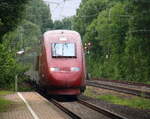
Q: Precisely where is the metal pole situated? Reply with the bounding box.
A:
[15,75,18,92]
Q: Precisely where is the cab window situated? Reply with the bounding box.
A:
[52,43,76,58]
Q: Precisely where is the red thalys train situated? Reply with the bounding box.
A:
[36,30,86,95]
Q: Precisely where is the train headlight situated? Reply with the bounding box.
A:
[71,67,80,72]
[50,67,60,72]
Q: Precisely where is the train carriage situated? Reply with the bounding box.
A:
[37,30,86,95]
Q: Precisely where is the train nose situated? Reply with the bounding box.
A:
[49,67,82,87]
[49,67,80,72]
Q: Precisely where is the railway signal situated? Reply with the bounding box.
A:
[84,42,92,54]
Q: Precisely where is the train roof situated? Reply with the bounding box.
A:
[43,30,80,37]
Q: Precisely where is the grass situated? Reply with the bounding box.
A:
[0,97,13,112]
[98,94,150,110]
[0,90,13,96]
[84,87,150,110]
[0,90,14,112]
[145,81,150,85]
[84,88,97,98]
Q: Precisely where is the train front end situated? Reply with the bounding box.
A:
[41,30,86,95]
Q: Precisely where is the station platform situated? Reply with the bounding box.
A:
[0,92,70,119]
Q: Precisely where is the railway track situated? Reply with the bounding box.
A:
[87,80,150,99]
[77,99,127,119]
[93,78,150,88]
[49,97,127,119]
[50,99,81,119]
[37,87,129,119]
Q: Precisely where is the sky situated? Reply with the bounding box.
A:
[43,0,81,21]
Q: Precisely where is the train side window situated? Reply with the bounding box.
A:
[51,43,76,58]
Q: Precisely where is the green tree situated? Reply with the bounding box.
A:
[124,0,150,82]
[0,0,29,43]
[53,17,73,30]
[25,0,53,33]
[74,0,109,37]
[0,0,53,88]
[74,0,150,83]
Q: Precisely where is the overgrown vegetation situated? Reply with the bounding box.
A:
[53,17,73,30]
[73,0,150,83]
[0,1,29,89]
[1,0,150,88]
[99,94,150,110]
[84,87,150,110]
[0,91,14,112]
[18,75,35,91]
[0,97,13,112]
[0,0,53,89]
[0,91,13,96]
[0,0,29,43]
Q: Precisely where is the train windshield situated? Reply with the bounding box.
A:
[52,43,76,58]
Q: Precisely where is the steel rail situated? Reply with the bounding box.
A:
[78,99,127,119]
[50,99,81,119]
[92,78,150,88]
[38,91,81,119]
[87,81,150,99]
[39,91,126,119]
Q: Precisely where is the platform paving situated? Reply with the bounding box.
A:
[0,92,70,119]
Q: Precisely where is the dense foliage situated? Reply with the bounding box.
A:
[0,0,29,43]
[0,0,29,88]
[0,0,53,88]
[25,0,53,33]
[53,17,73,30]
[1,0,150,89]
[74,0,150,83]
